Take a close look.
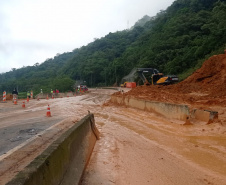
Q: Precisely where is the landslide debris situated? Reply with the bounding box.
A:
[176,54,226,96]
[116,54,226,106]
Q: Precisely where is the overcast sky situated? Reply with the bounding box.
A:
[0,0,175,73]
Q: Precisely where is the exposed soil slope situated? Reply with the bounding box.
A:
[117,54,226,107]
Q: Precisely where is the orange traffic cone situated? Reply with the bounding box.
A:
[14,98,17,105]
[22,101,25,108]
[46,95,49,100]
[27,96,29,102]
[52,95,54,99]
[46,105,51,117]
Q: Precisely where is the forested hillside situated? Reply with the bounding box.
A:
[0,0,226,94]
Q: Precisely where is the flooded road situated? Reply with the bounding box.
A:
[0,88,226,184]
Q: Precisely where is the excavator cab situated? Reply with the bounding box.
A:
[152,73,164,85]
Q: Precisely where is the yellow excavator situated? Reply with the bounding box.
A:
[120,68,178,86]
[136,68,178,85]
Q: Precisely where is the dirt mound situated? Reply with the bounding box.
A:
[118,54,226,106]
[176,54,226,96]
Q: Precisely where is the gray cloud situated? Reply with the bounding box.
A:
[0,0,175,73]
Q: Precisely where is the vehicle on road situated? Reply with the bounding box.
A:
[120,81,128,87]
[80,85,88,91]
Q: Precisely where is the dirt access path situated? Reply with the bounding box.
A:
[0,87,226,184]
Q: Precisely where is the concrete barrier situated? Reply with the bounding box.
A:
[191,109,218,124]
[111,95,218,124]
[145,101,189,121]
[129,98,146,110]
[6,114,99,185]
[111,96,189,121]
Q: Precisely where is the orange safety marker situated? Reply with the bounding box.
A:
[14,97,17,105]
[46,95,49,100]
[3,91,6,102]
[31,91,33,99]
[52,95,54,99]
[46,105,51,117]
[27,96,29,102]
[22,101,25,108]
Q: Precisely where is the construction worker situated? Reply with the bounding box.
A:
[41,89,43,94]
[51,89,53,94]
[27,91,31,98]
[12,88,18,102]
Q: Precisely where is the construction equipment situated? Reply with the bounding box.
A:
[136,68,178,85]
[120,68,178,86]
[120,81,128,87]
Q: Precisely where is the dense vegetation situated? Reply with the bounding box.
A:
[0,0,226,95]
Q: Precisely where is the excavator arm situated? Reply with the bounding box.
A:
[136,68,159,85]
[137,71,150,85]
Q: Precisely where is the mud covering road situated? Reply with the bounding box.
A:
[0,88,226,185]
[81,54,226,185]
[80,91,226,185]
